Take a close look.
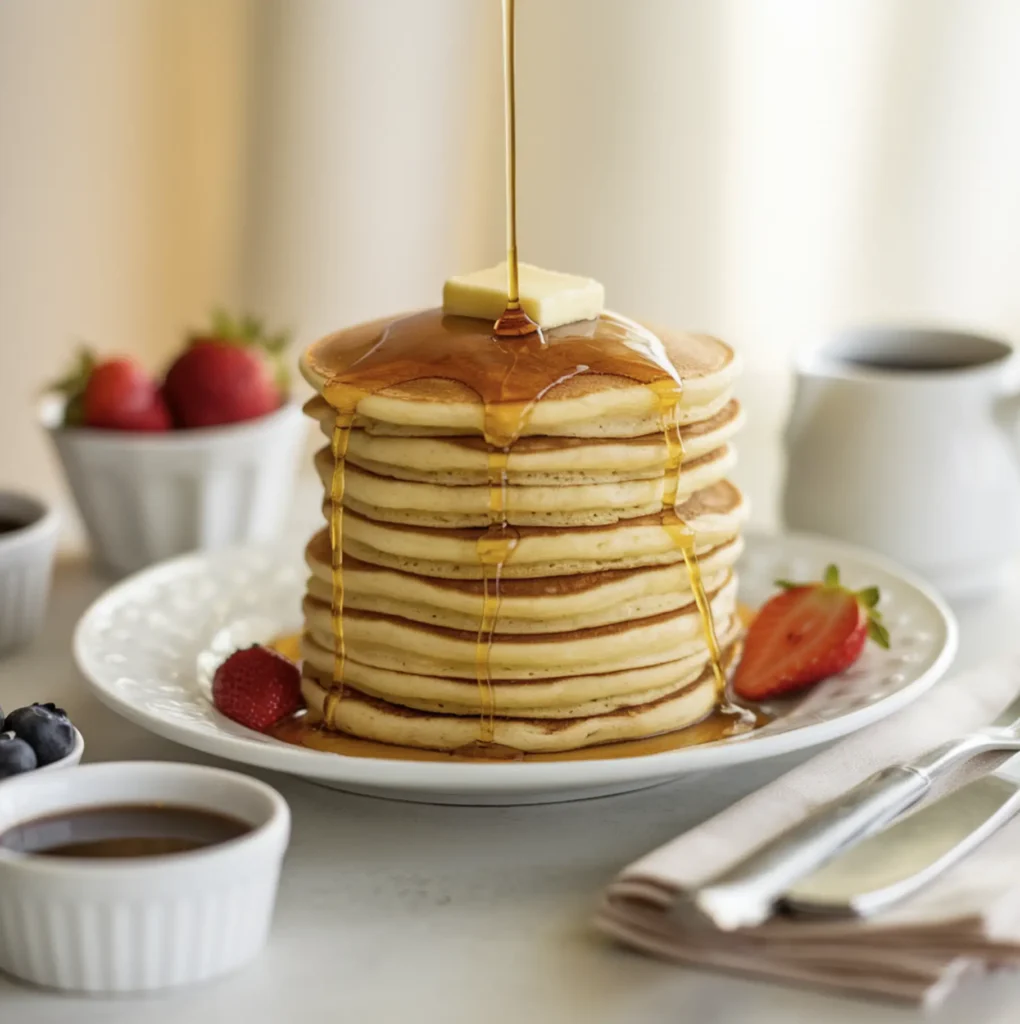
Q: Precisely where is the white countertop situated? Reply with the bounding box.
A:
[3,545,1020,1023]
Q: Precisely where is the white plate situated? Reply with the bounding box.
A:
[74,533,957,805]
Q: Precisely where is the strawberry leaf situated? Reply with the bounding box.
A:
[263,330,290,355]
[45,346,97,426]
[857,585,881,609]
[823,564,840,587]
[193,308,293,395]
[46,346,95,394]
[774,578,799,590]
[63,392,86,426]
[868,618,891,649]
[209,307,236,340]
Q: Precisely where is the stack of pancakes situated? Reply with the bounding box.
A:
[299,315,748,753]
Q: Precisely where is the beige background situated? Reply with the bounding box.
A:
[3,0,1020,539]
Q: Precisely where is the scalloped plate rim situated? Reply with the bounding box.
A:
[73,531,958,798]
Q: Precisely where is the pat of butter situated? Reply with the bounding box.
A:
[443,263,604,329]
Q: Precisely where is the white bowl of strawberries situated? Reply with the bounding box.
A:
[43,312,307,576]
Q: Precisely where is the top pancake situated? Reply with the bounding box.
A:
[300,310,738,436]
[304,397,743,484]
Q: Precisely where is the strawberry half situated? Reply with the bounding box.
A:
[212,645,303,731]
[733,564,889,701]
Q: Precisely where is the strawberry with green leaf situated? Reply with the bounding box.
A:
[162,309,291,429]
[733,564,890,701]
[50,348,171,431]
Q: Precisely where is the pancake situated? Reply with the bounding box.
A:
[307,576,731,634]
[304,609,737,681]
[325,480,747,578]
[305,537,744,632]
[300,310,739,436]
[304,667,694,720]
[313,444,736,527]
[300,661,725,753]
[301,619,743,714]
[306,399,743,484]
[306,534,741,616]
[301,575,737,679]
[305,568,731,634]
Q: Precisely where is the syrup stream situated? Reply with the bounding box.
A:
[649,378,726,700]
[501,0,521,314]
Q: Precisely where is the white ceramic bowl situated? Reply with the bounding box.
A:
[0,492,59,654]
[42,398,307,576]
[0,761,290,993]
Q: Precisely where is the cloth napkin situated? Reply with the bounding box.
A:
[596,657,1020,1007]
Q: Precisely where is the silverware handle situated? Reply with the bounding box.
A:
[689,766,930,930]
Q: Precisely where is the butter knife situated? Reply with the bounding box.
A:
[683,690,1020,931]
[783,756,1020,918]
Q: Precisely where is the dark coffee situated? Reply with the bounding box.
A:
[0,517,30,535]
[843,355,989,373]
[0,804,250,858]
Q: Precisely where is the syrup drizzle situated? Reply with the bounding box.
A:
[476,446,516,744]
[329,415,353,693]
[310,0,745,751]
[650,377,726,701]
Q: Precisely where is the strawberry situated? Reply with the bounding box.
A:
[211,645,303,732]
[162,309,290,428]
[50,349,171,431]
[733,564,889,701]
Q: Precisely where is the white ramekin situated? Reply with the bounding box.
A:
[0,492,59,654]
[42,398,307,576]
[0,761,290,993]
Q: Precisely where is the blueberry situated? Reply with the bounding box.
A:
[5,703,75,766]
[0,731,37,778]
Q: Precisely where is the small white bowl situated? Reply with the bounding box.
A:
[0,492,59,654]
[42,399,307,576]
[0,761,290,993]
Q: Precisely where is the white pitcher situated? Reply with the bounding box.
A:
[782,327,1020,598]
